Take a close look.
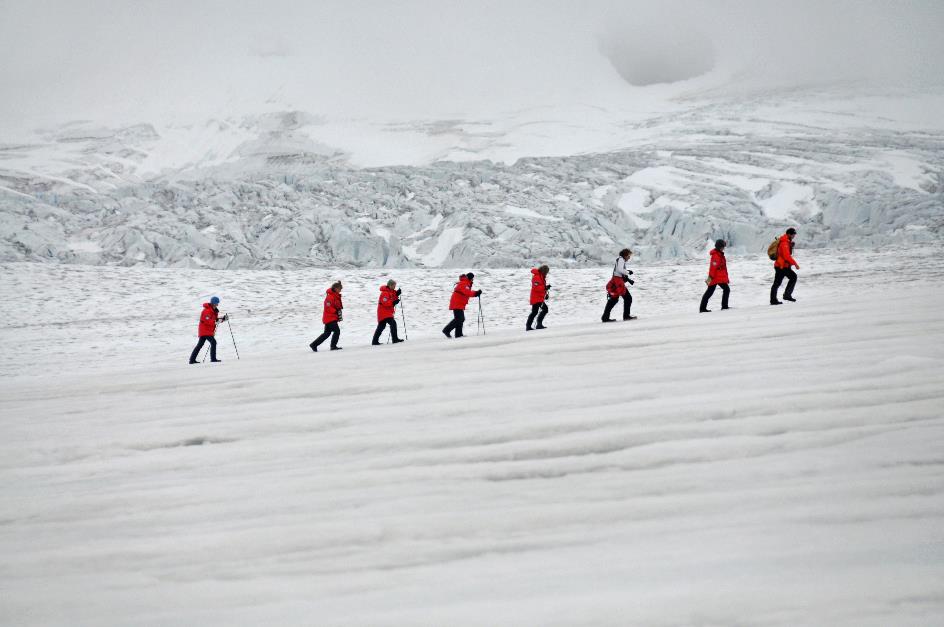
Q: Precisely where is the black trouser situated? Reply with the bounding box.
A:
[312,321,341,349]
[443,309,465,337]
[189,335,217,362]
[700,283,730,311]
[771,267,797,302]
[603,292,632,320]
[372,317,400,343]
[527,302,548,329]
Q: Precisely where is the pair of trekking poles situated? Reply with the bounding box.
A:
[201,316,241,362]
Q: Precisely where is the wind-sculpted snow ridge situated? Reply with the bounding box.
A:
[1,89,942,269]
[1,251,943,625]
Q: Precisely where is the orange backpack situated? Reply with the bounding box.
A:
[766,237,780,260]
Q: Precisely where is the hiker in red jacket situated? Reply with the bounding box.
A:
[310,281,344,351]
[442,272,481,338]
[770,228,800,305]
[526,265,550,331]
[602,248,636,322]
[372,279,404,345]
[188,296,227,364]
[700,239,731,312]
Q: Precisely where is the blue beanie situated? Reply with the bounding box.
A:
[210,296,220,305]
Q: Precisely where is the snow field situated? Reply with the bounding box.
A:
[1,248,943,624]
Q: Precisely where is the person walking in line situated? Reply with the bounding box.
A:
[442,272,481,338]
[526,265,550,331]
[310,281,344,351]
[770,228,800,305]
[700,239,731,312]
[602,248,636,322]
[188,296,227,364]
[372,279,404,345]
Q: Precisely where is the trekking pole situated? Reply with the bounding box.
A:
[201,343,210,363]
[478,297,486,336]
[227,317,240,360]
[400,297,408,340]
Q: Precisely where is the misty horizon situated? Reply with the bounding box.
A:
[2,0,943,136]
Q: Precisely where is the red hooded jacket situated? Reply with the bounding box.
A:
[449,275,477,310]
[708,249,729,285]
[322,289,343,324]
[529,268,548,305]
[197,303,219,337]
[377,285,399,321]
[775,234,797,269]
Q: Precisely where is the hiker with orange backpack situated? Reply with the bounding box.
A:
[770,228,800,305]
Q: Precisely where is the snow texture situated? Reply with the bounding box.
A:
[1,247,943,625]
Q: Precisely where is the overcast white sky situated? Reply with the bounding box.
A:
[1,0,942,134]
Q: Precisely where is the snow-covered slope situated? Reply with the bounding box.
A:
[1,249,943,625]
[1,86,942,269]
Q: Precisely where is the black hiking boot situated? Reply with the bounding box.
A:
[783,296,796,302]
[330,346,343,351]
[392,339,404,344]
[700,309,711,313]
[624,316,637,321]
[211,359,222,363]
[602,317,616,323]
[770,300,783,306]
[371,341,382,346]
[536,324,547,329]
[310,342,318,352]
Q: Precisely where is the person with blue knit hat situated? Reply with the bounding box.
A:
[188,296,227,364]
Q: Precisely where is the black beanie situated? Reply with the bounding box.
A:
[466,272,475,280]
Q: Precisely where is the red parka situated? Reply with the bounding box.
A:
[529,268,548,305]
[377,285,399,321]
[775,234,797,269]
[449,275,477,310]
[606,276,627,298]
[708,249,729,285]
[197,303,219,337]
[322,289,343,324]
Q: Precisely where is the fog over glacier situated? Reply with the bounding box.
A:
[2,0,943,128]
[0,0,942,268]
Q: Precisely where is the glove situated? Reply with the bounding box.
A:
[705,278,711,285]
[627,270,634,275]
[545,284,551,290]
[628,279,635,285]
[476,290,483,296]
[396,288,402,296]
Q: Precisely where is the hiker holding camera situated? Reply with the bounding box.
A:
[602,248,636,322]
